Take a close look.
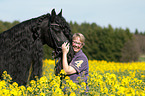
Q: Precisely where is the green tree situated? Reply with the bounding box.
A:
[0,20,7,33]
[0,20,136,62]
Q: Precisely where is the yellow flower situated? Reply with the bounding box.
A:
[19,85,26,91]
[60,69,66,75]
[70,92,76,96]
[12,82,18,88]
[10,89,18,96]
[40,92,45,96]
[2,89,10,96]
[1,59,144,95]
[0,80,6,88]
[27,86,33,93]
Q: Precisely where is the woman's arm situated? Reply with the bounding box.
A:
[62,42,76,74]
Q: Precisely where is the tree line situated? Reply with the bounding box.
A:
[0,20,145,62]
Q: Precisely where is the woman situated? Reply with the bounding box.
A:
[62,33,89,93]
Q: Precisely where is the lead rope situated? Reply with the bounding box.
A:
[54,57,62,75]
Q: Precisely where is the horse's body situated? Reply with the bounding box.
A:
[0,9,74,85]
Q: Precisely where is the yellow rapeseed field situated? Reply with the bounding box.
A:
[0,59,145,96]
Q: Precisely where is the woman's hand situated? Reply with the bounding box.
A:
[62,42,77,74]
[62,42,70,54]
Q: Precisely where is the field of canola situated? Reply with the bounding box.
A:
[0,59,145,96]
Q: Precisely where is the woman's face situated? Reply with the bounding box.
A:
[72,36,83,53]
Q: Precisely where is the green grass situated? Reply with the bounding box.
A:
[138,55,145,62]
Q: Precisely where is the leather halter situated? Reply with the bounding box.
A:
[49,23,62,58]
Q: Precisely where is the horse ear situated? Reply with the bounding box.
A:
[51,9,56,22]
[58,9,62,17]
[51,9,56,16]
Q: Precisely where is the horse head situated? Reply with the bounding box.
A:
[49,9,72,48]
[40,9,74,62]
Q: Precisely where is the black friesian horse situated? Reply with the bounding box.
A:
[0,9,74,85]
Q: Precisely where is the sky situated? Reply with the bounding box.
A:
[0,0,145,33]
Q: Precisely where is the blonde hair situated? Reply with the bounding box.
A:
[72,33,85,46]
